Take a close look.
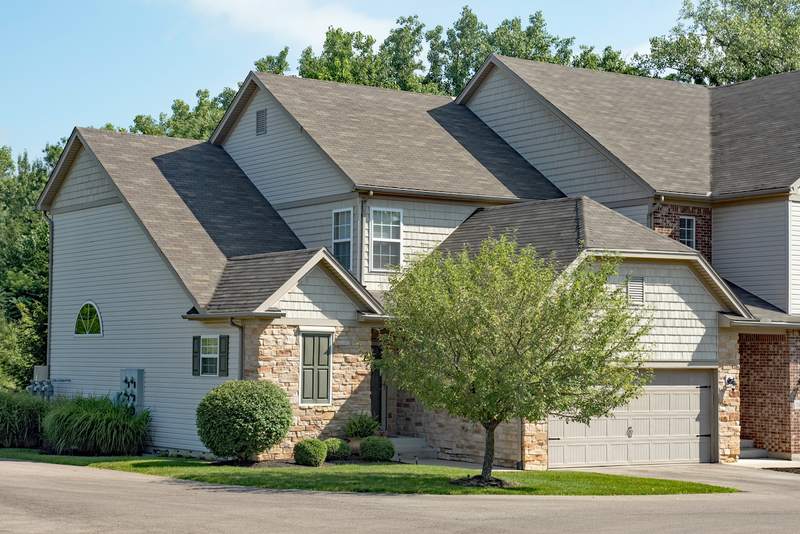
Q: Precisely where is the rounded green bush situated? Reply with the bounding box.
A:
[0,390,49,448]
[294,438,327,466]
[43,396,150,455]
[196,380,292,461]
[344,413,379,439]
[359,436,395,462]
[323,437,351,461]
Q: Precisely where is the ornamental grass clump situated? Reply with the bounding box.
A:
[344,413,379,439]
[0,390,49,448]
[43,396,150,456]
[196,380,292,462]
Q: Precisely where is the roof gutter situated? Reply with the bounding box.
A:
[721,316,800,329]
[182,310,286,321]
[355,186,532,205]
[358,313,390,323]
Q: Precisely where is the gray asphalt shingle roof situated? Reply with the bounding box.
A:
[439,196,693,267]
[252,72,563,201]
[71,128,305,308]
[488,55,800,198]
[206,249,319,314]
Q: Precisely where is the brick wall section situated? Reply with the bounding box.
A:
[717,329,740,462]
[651,203,712,262]
[395,392,523,467]
[243,320,372,461]
[788,331,800,457]
[738,333,799,455]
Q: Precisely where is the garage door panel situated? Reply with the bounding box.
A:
[548,370,714,468]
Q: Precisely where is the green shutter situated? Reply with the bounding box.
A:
[301,334,331,404]
[192,336,201,376]
[218,335,229,377]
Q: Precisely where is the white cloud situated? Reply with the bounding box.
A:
[182,0,394,50]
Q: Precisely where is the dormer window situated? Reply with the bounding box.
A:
[678,216,696,249]
[256,109,267,135]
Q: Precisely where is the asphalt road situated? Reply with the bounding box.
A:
[1,460,799,533]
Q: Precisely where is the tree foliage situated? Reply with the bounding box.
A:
[255,46,290,75]
[640,0,800,84]
[129,88,236,140]
[379,237,650,481]
[0,146,52,389]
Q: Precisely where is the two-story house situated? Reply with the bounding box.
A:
[37,53,800,469]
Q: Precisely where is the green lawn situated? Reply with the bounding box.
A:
[0,448,736,496]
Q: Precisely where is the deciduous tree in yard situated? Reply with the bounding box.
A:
[378,236,651,484]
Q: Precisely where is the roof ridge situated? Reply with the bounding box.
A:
[254,71,454,101]
[712,68,800,90]
[77,126,204,145]
[228,248,316,262]
[494,54,710,91]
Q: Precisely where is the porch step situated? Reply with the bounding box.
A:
[390,436,439,462]
[740,447,769,459]
[741,439,755,449]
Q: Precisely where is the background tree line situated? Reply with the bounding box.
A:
[2,0,799,388]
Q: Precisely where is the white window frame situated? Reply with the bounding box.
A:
[369,207,403,273]
[299,331,334,407]
[200,335,220,376]
[678,215,696,249]
[73,301,103,337]
[331,208,353,271]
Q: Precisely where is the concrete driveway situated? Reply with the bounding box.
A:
[2,460,799,534]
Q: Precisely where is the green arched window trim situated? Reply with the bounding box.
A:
[74,302,102,336]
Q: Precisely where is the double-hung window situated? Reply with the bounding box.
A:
[678,216,696,249]
[192,335,229,377]
[332,209,352,271]
[300,333,332,405]
[370,208,402,271]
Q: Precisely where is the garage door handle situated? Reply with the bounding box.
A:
[696,434,711,438]
[548,437,561,441]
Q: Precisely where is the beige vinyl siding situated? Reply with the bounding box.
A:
[50,203,240,452]
[361,198,477,292]
[222,87,352,204]
[713,199,789,311]
[277,196,360,275]
[465,66,650,204]
[51,146,119,212]
[277,266,359,322]
[611,262,720,362]
[613,204,651,227]
[790,201,800,314]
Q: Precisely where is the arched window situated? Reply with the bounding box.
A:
[74,302,102,336]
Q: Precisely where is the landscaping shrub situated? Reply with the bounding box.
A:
[43,396,150,455]
[324,437,351,461]
[344,413,379,439]
[294,438,327,466]
[196,380,292,461]
[359,436,395,462]
[0,390,49,448]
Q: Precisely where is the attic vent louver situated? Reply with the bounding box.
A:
[627,277,645,305]
[256,109,267,135]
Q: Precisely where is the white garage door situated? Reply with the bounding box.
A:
[548,370,713,468]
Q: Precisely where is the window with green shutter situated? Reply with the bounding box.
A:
[300,333,332,405]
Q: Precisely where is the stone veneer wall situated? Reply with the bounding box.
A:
[243,320,372,460]
[395,392,523,467]
[652,203,712,262]
[717,329,740,463]
[739,332,800,457]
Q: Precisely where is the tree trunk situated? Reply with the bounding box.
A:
[481,420,499,481]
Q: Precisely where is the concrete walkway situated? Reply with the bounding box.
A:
[2,459,800,533]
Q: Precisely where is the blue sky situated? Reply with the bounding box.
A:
[1,0,682,158]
